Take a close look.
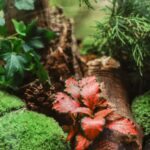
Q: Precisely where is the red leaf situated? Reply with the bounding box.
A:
[66,126,77,141]
[75,134,91,150]
[72,107,92,116]
[95,109,113,119]
[53,92,80,113]
[65,78,80,99]
[81,117,105,140]
[97,98,110,108]
[81,82,100,110]
[79,76,97,87]
[65,77,78,86]
[106,118,138,135]
[81,81,99,99]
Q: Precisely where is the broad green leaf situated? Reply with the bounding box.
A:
[26,19,37,36]
[14,0,36,10]
[3,53,27,77]
[12,19,26,36]
[22,43,32,52]
[0,17,5,26]
[29,37,45,49]
[37,65,50,84]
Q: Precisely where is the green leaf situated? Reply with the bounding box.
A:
[14,0,36,10]
[0,17,5,26]
[44,30,57,41]
[11,38,24,53]
[37,65,50,85]
[0,40,12,54]
[29,37,45,49]
[26,19,37,36]
[12,19,27,36]
[37,28,56,41]
[3,53,27,77]
[22,43,32,52]
[31,51,50,84]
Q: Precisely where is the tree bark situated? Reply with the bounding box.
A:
[87,57,143,150]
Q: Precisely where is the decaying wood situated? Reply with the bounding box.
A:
[87,57,131,118]
[87,56,143,150]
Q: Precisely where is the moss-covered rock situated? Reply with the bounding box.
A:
[132,91,150,135]
[0,91,25,116]
[0,91,70,150]
[0,110,70,150]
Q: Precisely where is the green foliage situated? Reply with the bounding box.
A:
[14,0,36,10]
[0,17,5,26]
[0,110,70,150]
[132,91,150,135]
[0,19,56,89]
[95,15,150,74]
[4,52,27,78]
[80,36,98,55]
[12,19,27,36]
[0,91,25,116]
[81,0,150,75]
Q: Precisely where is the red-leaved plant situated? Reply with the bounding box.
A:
[52,76,138,150]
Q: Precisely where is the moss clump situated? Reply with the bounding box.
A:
[132,91,150,135]
[0,91,25,116]
[0,110,70,150]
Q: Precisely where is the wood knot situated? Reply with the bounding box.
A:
[87,56,120,75]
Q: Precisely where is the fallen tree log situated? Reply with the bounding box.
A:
[87,56,143,150]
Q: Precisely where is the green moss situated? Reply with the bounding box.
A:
[0,110,70,150]
[0,91,25,116]
[132,91,150,135]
